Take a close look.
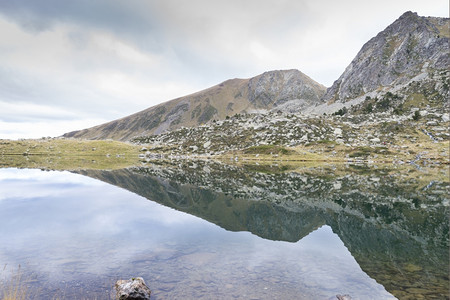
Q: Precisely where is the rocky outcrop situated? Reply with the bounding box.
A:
[248,69,326,110]
[63,70,325,141]
[322,11,449,103]
[115,277,151,300]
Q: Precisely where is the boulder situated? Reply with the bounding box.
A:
[115,277,151,300]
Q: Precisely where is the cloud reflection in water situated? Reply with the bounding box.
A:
[0,168,394,299]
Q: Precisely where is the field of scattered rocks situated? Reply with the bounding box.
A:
[133,109,449,165]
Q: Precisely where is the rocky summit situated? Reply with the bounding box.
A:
[63,69,325,141]
[319,11,448,108]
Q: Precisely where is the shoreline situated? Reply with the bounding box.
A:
[0,138,448,171]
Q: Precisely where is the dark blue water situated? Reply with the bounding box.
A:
[0,168,395,299]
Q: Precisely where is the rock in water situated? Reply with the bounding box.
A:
[115,277,151,300]
[336,294,352,300]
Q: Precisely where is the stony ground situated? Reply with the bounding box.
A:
[133,109,449,165]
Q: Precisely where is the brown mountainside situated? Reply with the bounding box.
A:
[64,69,326,141]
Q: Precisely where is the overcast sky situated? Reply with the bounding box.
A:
[0,0,448,139]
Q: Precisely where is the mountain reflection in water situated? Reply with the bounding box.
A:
[77,161,449,299]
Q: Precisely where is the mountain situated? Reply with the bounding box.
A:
[64,11,449,141]
[63,69,326,141]
[316,11,449,113]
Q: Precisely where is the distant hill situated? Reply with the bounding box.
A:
[64,69,326,141]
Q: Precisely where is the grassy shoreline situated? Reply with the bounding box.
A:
[1,138,448,171]
[0,138,142,170]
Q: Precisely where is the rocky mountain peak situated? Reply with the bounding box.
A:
[397,11,418,20]
[248,69,326,111]
[322,11,449,103]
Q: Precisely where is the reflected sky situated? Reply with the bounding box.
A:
[0,168,394,299]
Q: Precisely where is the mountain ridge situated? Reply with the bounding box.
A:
[64,69,326,141]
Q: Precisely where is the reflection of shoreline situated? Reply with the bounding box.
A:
[77,162,449,299]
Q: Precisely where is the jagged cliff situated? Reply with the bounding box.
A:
[322,11,449,104]
[63,69,325,141]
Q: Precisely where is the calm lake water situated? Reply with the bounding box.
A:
[0,162,448,299]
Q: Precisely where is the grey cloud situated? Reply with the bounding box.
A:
[0,0,155,32]
[0,0,165,52]
[0,0,312,70]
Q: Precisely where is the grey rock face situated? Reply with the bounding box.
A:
[322,11,449,103]
[248,69,326,109]
[115,277,151,300]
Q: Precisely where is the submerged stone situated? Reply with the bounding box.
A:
[115,277,151,300]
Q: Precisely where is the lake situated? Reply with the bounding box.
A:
[0,161,448,299]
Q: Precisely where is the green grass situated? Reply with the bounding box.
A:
[243,145,296,155]
[0,139,142,170]
[404,93,426,109]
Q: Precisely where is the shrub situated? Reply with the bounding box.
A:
[363,103,373,113]
[333,106,348,116]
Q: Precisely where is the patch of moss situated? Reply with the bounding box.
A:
[243,145,296,155]
[191,104,202,120]
[198,104,218,124]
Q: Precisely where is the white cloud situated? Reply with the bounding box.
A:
[0,118,108,140]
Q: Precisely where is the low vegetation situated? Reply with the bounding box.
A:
[0,138,141,170]
[1,266,30,300]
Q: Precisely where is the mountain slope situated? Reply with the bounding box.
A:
[64,69,326,141]
[321,11,449,104]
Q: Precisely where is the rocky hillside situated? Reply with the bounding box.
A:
[318,11,449,112]
[132,108,449,164]
[63,69,325,141]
